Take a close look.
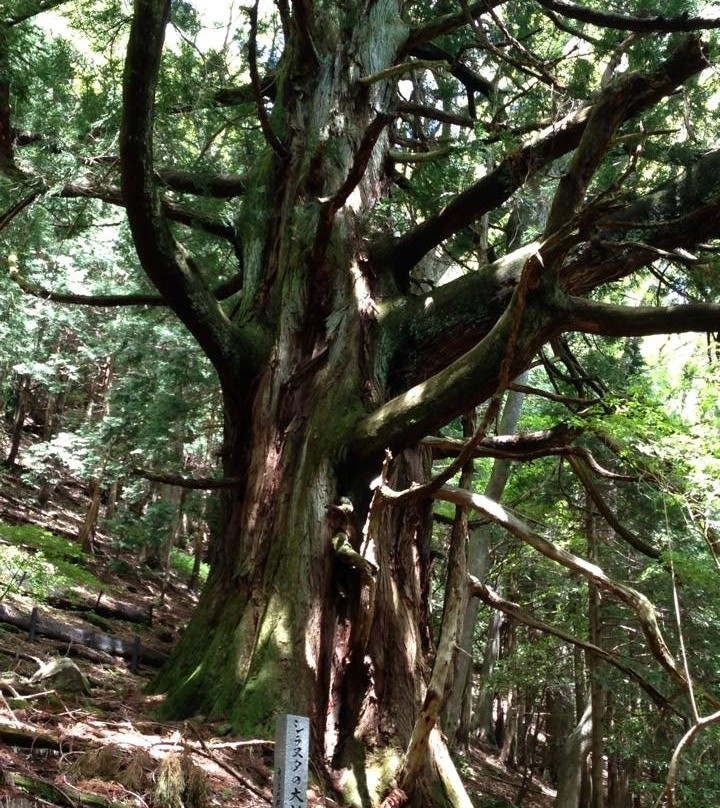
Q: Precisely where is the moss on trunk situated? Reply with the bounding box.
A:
[147,4,470,804]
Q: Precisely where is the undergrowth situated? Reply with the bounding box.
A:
[170,547,208,584]
[0,520,105,601]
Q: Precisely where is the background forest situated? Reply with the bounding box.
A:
[2,1,720,808]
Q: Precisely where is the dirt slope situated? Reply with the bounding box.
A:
[0,462,554,808]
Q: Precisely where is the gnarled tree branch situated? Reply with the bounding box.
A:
[534,0,720,32]
[560,298,720,338]
[120,0,267,391]
[133,468,244,489]
[372,36,708,283]
[422,424,582,459]
[436,484,692,694]
[377,146,720,401]
[468,575,673,711]
[566,454,660,559]
[5,0,72,26]
[405,0,506,49]
[60,179,236,241]
[6,265,244,308]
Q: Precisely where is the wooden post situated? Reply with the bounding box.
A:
[28,606,38,642]
[131,636,140,673]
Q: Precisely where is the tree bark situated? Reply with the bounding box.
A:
[397,436,471,800]
[78,478,102,553]
[554,703,592,808]
[5,373,29,466]
[112,3,720,806]
[126,4,435,799]
[588,503,605,808]
[187,522,206,592]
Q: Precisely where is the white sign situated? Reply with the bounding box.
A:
[272,714,309,808]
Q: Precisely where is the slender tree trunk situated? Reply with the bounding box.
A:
[397,416,473,805]
[78,478,102,554]
[5,373,29,466]
[607,753,631,808]
[588,500,605,808]
[84,358,112,425]
[544,686,574,785]
[77,357,114,548]
[188,520,206,592]
[474,608,506,742]
[105,480,119,521]
[606,693,633,808]
[516,689,544,805]
[42,366,68,442]
[554,703,593,808]
[444,379,527,743]
[499,685,518,767]
[36,338,70,504]
[159,487,187,604]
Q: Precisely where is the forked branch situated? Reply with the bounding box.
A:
[566,454,660,559]
[5,0,72,26]
[405,0,506,48]
[663,710,720,808]
[562,298,720,338]
[6,264,244,308]
[133,468,244,489]
[374,36,708,281]
[247,0,288,159]
[120,0,265,389]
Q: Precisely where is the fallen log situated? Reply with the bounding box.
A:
[0,721,64,751]
[46,591,153,626]
[7,771,135,808]
[0,603,168,667]
[0,634,118,666]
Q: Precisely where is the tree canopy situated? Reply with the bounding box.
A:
[3,1,720,806]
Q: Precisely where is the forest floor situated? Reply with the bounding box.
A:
[0,451,555,808]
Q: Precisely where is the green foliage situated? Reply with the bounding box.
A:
[170,547,209,584]
[4,1,720,800]
[108,500,176,555]
[0,520,104,599]
[567,58,596,98]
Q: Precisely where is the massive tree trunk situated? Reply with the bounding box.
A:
[139,2,433,801]
[151,316,436,800]
[114,2,720,805]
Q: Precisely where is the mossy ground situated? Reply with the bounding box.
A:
[169,546,209,583]
[0,520,106,600]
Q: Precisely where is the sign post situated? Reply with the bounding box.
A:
[273,714,310,808]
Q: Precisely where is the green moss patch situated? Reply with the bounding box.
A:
[0,520,105,601]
